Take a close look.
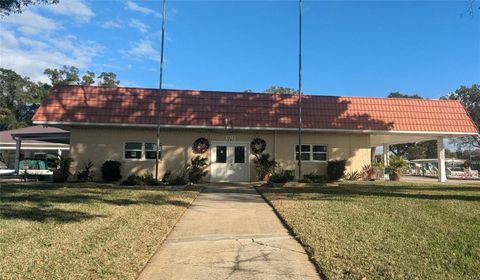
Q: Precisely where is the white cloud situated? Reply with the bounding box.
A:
[43,0,94,23]
[0,29,18,49]
[124,39,160,61]
[0,10,58,35]
[101,20,122,29]
[0,29,103,83]
[126,1,161,17]
[129,19,149,33]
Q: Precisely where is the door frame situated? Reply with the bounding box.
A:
[210,141,250,182]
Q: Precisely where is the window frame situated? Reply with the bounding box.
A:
[144,142,162,161]
[294,144,328,162]
[123,142,162,161]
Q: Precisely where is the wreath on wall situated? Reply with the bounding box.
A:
[193,137,210,154]
[250,138,266,154]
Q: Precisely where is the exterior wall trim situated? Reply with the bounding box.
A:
[33,121,479,136]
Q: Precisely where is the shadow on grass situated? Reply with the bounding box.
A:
[0,206,107,223]
[258,184,480,202]
[1,193,192,207]
[0,185,195,222]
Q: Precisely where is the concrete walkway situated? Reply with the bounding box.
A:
[137,184,320,280]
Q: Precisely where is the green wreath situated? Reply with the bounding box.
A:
[193,137,210,154]
[250,138,266,154]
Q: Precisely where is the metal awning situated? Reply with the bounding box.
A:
[11,132,70,144]
[11,130,70,174]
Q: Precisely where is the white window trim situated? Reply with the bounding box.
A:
[294,144,328,163]
[123,142,162,161]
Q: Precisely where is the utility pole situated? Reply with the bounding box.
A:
[297,0,303,182]
[155,0,167,180]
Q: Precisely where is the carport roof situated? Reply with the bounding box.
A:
[0,125,69,145]
[32,85,478,135]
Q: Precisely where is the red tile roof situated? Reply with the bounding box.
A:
[32,86,478,134]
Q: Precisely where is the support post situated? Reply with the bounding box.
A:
[383,144,389,180]
[437,136,447,182]
[14,138,21,174]
[296,0,303,182]
[370,147,376,164]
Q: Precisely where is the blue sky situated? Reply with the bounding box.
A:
[1,0,479,98]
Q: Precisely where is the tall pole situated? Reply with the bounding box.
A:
[155,0,167,180]
[297,0,303,182]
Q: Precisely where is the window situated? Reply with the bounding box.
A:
[295,145,311,161]
[145,143,161,160]
[125,142,142,159]
[124,142,162,160]
[295,144,327,161]
[234,146,245,163]
[312,145,327,161]
[216,146,227,163]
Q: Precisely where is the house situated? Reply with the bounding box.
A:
[31,85,478,182]
[0,125,69,174]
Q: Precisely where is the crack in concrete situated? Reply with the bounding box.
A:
[251,238,308,255]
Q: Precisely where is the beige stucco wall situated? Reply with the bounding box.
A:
[70,127,371,181]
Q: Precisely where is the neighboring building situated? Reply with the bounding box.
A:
[32,86,478,182]
[0,126,69,170]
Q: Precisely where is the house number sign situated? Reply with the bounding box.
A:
[226,135,236,141]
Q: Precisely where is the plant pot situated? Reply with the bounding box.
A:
[389,169,402,181]
[263,174,270,182]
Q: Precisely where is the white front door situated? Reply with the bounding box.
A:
[211,142,249,182]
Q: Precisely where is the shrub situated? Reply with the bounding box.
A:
[303,172,328,183]
[162,169,188,186]
[52,156,73,183]
[254,153,276,180]
[121,172,159,186]
[187,156,208,183]
[76,160,94,182]
[142,171,158,186]
[327,160,346,181]
[101,160,122,181]
[162,170,172,182]
[360,164,376,181]
[344,171,362,181]
[166,175,188,186]
[121,175,144,186]
[269,170,294,183]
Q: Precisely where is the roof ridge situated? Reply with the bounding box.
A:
[51,85,459,102]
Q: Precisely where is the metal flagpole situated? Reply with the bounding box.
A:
[297,0,303,182]
[155,0,167,180]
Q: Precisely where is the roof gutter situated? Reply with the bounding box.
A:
[33,120,479,137]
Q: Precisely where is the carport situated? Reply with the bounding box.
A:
[10,127,69,174]
[370,132,478,182]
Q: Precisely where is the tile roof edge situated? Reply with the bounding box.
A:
[49,85,461,102]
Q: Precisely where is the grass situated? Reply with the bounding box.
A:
[0,183,200,280]
[257,181,480,280]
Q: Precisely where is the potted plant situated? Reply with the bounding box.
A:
[388,156,409,181]
[361,164,376,181]
[187,156,208,183]
[253,153,276,181]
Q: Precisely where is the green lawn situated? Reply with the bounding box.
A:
[0,183,200,280]
[258,181,480,280]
